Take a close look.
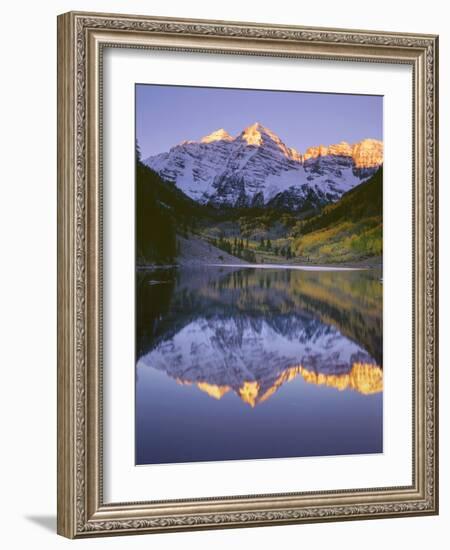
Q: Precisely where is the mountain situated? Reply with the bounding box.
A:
[293,167,383,263]
[144,122,383,211]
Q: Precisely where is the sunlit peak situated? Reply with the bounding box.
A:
[200,128,234,143]
[241,122,267,146]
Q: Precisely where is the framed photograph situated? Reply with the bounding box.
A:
[57,11,439,538]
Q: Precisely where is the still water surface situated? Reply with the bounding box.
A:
[136,266,382,465]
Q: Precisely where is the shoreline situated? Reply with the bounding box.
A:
[137,235,382,272]
[206,263,367,271]
[137,256,382,272]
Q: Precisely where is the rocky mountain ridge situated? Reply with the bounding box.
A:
[144,122,383,210]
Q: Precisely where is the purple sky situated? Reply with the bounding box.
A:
[136,84,383,159]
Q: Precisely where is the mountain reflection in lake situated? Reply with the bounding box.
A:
[136,266,382,465]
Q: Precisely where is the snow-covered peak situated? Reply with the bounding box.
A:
[239,122,281,146]
[240,122,267,145]
[200,128,234,143]
[238,122,302,162]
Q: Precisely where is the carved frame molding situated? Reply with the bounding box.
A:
[57,11,438,538]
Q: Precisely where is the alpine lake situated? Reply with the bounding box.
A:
[136,265,382,465]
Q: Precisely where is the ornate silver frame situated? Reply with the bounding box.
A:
[57,11,439,538]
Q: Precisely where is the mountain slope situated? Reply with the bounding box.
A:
[293,168,383,263]
[136,160,214,265]
[144,122,383,211]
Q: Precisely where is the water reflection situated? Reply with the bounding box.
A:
[136,266,382,464]
[174,363,382,408]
